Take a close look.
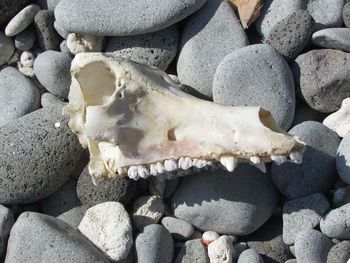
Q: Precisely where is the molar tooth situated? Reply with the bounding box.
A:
[250,156,260,164]
[128,166,140,180]
[289,151,303,164]
[137,166,150,179]
[178,157,192,170]
[156,161,165,174]
[220,155,237,172]
[150,164,158,176]
[193,158,205,169]
[164,159,178,171]
[271,155,287,165]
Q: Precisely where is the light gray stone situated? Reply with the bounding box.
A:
[175,239,209,263]
[237,249,264,263]
[57,206,86,228]
[0,31,14,66]
[0,205,14,258]
[312,28,350,52]
[41,92,66,108]
[161,217,194,241]
[177,0,248,98]
[326,241,350,263]
[336,132,350,184]
[213,44,295,130]
[0,66,40,127]
[320,203,350,239]
[47,0,61,11]
[343,2,350,28]
[307,0,345,29]
[54,0,207,36]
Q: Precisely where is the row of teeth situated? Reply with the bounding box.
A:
[117,151,303,180]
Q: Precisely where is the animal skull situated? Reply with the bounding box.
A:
[63,53,305,183]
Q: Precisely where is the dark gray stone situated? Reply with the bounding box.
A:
[336,132,350,184]
[57,206,87,229]
[0,205,14,258]
[0,0,28,24]
[326,241,350,263]
[34,10,61,51]
[161,216,194,241]
[0,105,86,204]
[0,31,14,66]
[135,224,174,263]
[171,164,279,236]
[5,212,110,263]
[213,44,295,130]
[320,203,350,240]
[292,49,350,113]
[175,239,209,263]
[237,249,264,263]
[177,0,248,98]
[292,100,327,126]
[271,121,340,199]
[343,2,350,28]
[14,26,35,50]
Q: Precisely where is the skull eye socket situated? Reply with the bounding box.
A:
[167,128,177,141]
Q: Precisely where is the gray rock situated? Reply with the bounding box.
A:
[213,44,295,130]
[0,105,86,204]
[237,249,264,263]
[255,0,307,37]
[0,205,14,258]
[283,193,330,245]
[265,10,314,60]
[312,28,350,52]
[34,50,72,99]
[105,25,178,71]
[271,121,340,199]
[343,2,350,28]
[0,31,14,66]
[135,224,174,263]
[34,10,61,51]
[14,26,35,50]
[326,241,350,263]
[320,203,350,239]
[57,206,87,228]
[5,4,41,37]
[0,0,28,24]
[41,92,66,107]
[294,229,333,263]
[5,212,110,263]
[293,50,350,113]
[292,100,327,126]
[171,164,279,235]
[54,0,207,36]
[175,239,209,263]
[337,132,350,184]
[60,40,71,54]
[232,242,249,262]
[77,166,137,207]
[47,0,61,11]
[41,179,81,217]
[0,66,40,127]
[332,185,350,207]
[307,0,345,29]
[177,0,248,98]
[161,217,194,241]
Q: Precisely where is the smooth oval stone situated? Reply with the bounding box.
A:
[312,28,350,52]
[237,249,264,263]
[171,164,279,236]
[292,49,350,113]
[0,66,40,127]
[271,121,340,199]
[307,0,344,29]
[326,241,350,263]
[5,4,41,37]
[320,203,350,239]
[337,132,350,184]
[0,31,14,66]
[177,0,248,98]
[34,10,61,51]
[14,26,35,51]
[54,0,207,36]
[213,44,295,130]
[105,25,179,71]
[0,0,28,24]
[0,105,86,204]
[34,51,72,99]
[265,10,314,60]
[343,2,350,28]
[135,224,174,263]
[5,212,110,263]
[161,217,194,241]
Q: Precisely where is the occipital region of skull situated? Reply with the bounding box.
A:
[63,53,305,184]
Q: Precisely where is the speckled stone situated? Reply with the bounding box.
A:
[41,92,66,108]
[14,26,35,51]
[326,241,350,263]
[320,203,350,240]
[34,10,61,51]
[161,217,194,241]
[175,239,209,263]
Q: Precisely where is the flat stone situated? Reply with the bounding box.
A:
[0,105,86,204]
[323,98,350,137]
[177,0,248,98]
[34,50,72,99]
[282,193,330,245]
[135,224,174,263]
[78,202,133,262]
[77,166,137,207]
[14,26,35,50]
[237,249,264,263]
[54,0,207,36]
[213,44,295,130]
[0,0,28,24]
[320,203,350,239]
[5,4,41,37]
[265,10,314,60]
[326,241,350,263]
[0,31,14,66]
[0,66,40,127]
[175,239,209,263]
[307,0,345,29]
[312,28,350,52]
[161,217,194,241]
[0,205,14,258]
[171,164,279,235]
[294,229,333,263]
[5,212,110,262]
[343,2,350,28]
[336,132,350,184]
[208,235,234,263]
[34,10,61,51]
[105,25,179,71]
[271,121,340,199]
[57,206,86,228]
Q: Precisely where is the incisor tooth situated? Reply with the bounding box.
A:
[164,159,178,171]
[250,156,260,164]
[150,164,158,176]
[128,166,140,180]
[178,157,192,170]
[220,155,237,172]
[289,151,302,164]
[137,166,150,179]
[271,155,287,165]
[156,161,165,174]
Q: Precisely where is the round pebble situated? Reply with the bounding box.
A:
[307,0,344,29]
[237,249,264,263]
[0,66,40,127]
[177,0,248,98]
[320,203,350,240]
[161,217,194,241]
[312,28,350,52]
[175,239,209,263]
[171,164,279,235]
[326,241,350,263]
[5,4,41,37]
[336,132,350,184]
[34,50,72,99]
[34,10,61,51]
[202,231,220,246]
[14,26,35,51]
[0,31,15,66]
[343,2,350,28]
[105,25,179,71]
[0,0,28,24]
[213,44,295,130]
[0,205,14,258]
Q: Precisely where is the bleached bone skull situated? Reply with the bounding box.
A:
[63,53,305,183]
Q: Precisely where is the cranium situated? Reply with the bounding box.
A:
[63,53,305,183]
